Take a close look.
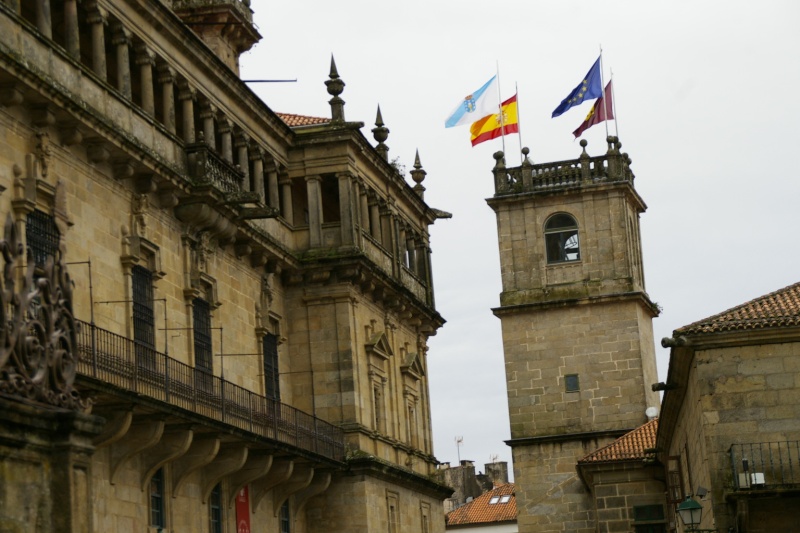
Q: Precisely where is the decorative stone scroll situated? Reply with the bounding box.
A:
[0,214,86,410]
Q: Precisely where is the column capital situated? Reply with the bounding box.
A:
[234,131,250,147]
[156,63,175,84]
[217,116,232,133]
[198,99,216,118]
[134,43,155,66]
[110,21,132,46]
[176,80,196,101]
[304,174,321,184]
[84,1,107,23]
[249,144,264,161]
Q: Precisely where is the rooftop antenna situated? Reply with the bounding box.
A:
[490,454,499,464]
[455,436,463,464]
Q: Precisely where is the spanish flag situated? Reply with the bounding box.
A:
[470,94,519,147]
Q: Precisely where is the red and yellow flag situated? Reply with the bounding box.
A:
[470,94,519,147]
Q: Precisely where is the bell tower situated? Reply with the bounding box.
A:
[488,138,660,531]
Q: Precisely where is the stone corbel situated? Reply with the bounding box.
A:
[157,185,179,209]
[58,122,83,147]
[114,159,136,181]
[201,445,249,504]
[250,458,294,510]
[227,453,274,509]
[140,428,194,491]
[92,408,133,448]
[272,464,314,517]
[172,436,220,498]
[292,471,332,518]
[86,140,110,164]
[110,418,166,485]
[30,105,56,129]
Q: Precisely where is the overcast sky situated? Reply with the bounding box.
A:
[241,1,800,477]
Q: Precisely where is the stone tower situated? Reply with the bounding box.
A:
[487,139,661,532]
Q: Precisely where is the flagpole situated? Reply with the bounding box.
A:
[515,82,524,164]
[599,44,609,138]
[496,60,506,156]
[610,69,620,138]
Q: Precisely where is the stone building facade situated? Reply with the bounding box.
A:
[487,140,662,532]
[0,1,451,532]
[658,283,800,533]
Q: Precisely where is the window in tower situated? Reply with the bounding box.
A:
[26,209,60,268]
[565,374,580,392]
[545,213,580,263]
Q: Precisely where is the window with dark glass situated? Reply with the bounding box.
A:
[209,483,222,533]
[150,468,165,528]
[193,298,213,391]
[545,214,580,263]
[132,265,156,369]
[632,504,666,533]
[26,210,59,267]
[263,332,280,401]
[565,374,580,392]
[279,500,290,533]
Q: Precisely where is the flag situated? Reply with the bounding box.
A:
[572,81,614,138]
[551,57,602,118]
[470,94,519,146]
[444,76,497,128]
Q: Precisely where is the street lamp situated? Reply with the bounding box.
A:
[676,496,703,531]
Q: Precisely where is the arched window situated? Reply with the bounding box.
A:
[545,214,580,263]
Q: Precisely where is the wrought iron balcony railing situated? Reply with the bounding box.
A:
[75,320,345,462]
[729,441,800,491]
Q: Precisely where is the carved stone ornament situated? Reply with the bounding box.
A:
[0,215,87,410]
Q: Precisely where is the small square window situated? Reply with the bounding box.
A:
[489,496,500,504]
[499,495,511,503]
[565,374,580,392]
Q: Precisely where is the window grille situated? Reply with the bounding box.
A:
[150,468,165,528]
[193,298,213,372]
[279,500,290,533]
[263,333,280,401]
[26,210,59,267]
[209,483,222,533]
[132,265,156,369]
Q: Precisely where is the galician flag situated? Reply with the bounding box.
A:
[444,76,497,128]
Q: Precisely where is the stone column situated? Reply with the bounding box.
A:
[134,44,155,115]
[407,234,418,274]
[380,205,394,252]
[177,81,196,143]
[369,196,381,241]
[305,175,323,247]
[267,163,280,211]
[359,183,370,233]
[199,101,216,150]
[415,238,427,276]
[279,174,293,222]
[251,146,264,201]
[157,64,176,134]
[86,2,107,81]
[398,225,407,267]
[235,132,250,188]
[64,0,80,59]
[111,23,132,99]
[337,172,356,245]
[218,117,233,163]
[35,0,52,38]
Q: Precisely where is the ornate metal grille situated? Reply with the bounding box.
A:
[132,265,156,368]
[26,210,59,266]
[263,333,280,401]
[193,298,213,372]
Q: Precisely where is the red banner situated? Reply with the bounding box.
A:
[236,486,251,533]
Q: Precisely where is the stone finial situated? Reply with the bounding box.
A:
[325,55,346,123]
[493,151,506,170]
[521,147,532,166]
[580,139,589,158]
[410,150,427,199]
[372,105,389,160]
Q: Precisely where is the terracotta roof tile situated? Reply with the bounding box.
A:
[579,419,658,464]
[276,112,330,127]
[446,483,517,526]
[676,282,800,335]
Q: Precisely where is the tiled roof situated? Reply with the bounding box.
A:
[446,483,516,526]
[276,112,330,127]
[676,282,800,335]
[579,419,658,464]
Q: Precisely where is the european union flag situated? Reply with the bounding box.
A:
[552,57,603,118]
